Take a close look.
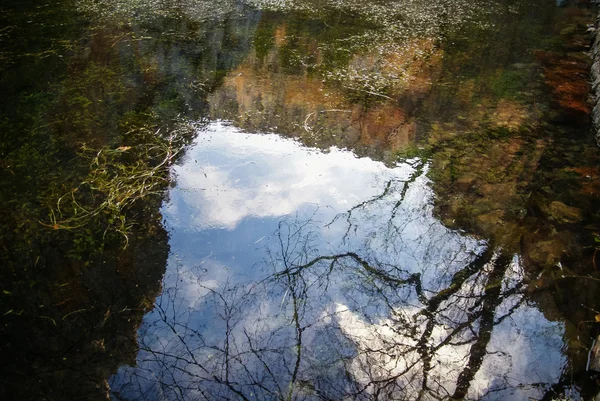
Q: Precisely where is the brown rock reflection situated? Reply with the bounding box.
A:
[209,21,442,160]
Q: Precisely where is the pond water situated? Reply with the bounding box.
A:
[1,0,600,400]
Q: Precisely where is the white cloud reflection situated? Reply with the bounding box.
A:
[167,121,416,231]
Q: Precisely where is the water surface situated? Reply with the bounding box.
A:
[1,0,599,400]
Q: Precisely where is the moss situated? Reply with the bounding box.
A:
[395,143,428,158]
[489,68,531,101]
[253,17,277,62]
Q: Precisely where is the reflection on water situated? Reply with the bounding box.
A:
[111,123,567,400]
[2,0,599,399]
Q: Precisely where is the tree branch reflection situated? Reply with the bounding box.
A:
[111,175,563,401]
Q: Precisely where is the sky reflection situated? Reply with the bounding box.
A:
[111,122,567,401]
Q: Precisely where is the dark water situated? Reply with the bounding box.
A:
[1,0,600,400]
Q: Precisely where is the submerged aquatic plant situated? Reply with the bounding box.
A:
[44,123,193,246]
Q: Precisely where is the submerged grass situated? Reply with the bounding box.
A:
[43,123,193,247]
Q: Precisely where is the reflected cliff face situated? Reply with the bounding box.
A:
[204,0,564,163]
[111,123,566,401]
[206,5,448,160]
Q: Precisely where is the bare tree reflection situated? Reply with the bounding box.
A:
[110,174,563,401]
